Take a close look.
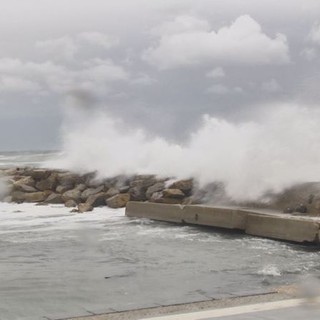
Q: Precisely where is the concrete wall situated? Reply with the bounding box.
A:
[126,201,184,223]
[125,202,320,244]
[245,214,319,243]
[182,205,247,230]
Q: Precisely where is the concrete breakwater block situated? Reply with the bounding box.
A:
[125,202,320,244]
[126,201,184,223]
[245,214,320,243]
[182,205,247,230]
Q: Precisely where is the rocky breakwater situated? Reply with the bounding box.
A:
[0,167,194,213]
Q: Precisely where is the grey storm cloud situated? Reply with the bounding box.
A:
[0,0,320,150]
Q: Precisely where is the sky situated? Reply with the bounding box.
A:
[0,0,320,151]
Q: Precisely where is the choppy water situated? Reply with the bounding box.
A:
[1,151,320,320]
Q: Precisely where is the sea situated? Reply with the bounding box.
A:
[0,151,320,320]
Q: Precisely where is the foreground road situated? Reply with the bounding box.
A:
[67,288,320,320]
[141,298,320,320]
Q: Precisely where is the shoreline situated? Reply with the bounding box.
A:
[65,287,298,320]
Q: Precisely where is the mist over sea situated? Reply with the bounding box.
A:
[0,151,320,320]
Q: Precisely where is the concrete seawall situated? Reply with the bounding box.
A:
[126,202,320,244]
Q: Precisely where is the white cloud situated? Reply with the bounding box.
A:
[261,79,282,93]
[36,36,77,61]
[143,15,290,69]
[77,32,119,49]
[0,76,41,93]
[206,67,225,79]
[309,21,320,45]
[131,73,156,85]
[0,57,129,96]
[36,32,119,62]
[151,15,210,35]
[206,84,243,95]
[301,47,318,61]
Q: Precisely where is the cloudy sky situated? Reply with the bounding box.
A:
[0,0,320,151]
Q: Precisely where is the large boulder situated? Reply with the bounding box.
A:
[13,176,35,189]
[65,199,77,207]
[77,203,93,213]
[129,178,157,201]
[35,173,58,191]
[105,187,119,198]
[12,191,49,203]
[146,182,165,199]
[168,179,193,196]
[27,169,51,181]
[62,188,82,203]
[86,192,106,207]
[57,173,78,188]
[149,191,183,204]
[81,185,104,201]
[106,193,130,208]
[56,185,73,194]
[162,188,185,199]
[45,193,64,204]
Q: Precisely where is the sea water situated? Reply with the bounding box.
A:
[0,152,320,320]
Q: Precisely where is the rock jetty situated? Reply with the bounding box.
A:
[0,167,194,213]
[1,167,320,216]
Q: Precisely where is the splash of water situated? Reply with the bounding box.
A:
[48,103,320,201]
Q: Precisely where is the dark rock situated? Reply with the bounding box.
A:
[106,193,130,208]
[119,186,130,193]
[86,192,106,207]
[62,188,82,203]
[35,173,57,191]
[65,199,77,208]
[57,173,78,188]
[129,186,147,201]
[146,182,165,199]
[81,186,104,201]
[78,203,93,213]
[13,176,35,189]
[168,179,193,195]
[295,204,307,214]
[28,169,51,181]
[162,188,185,199]
[106,187,119,198]
[45,193,64,204]
[56,185,73,194]
[12,191,49,203]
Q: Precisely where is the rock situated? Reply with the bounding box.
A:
[18,185,38,193]
[81,186,104,201]
[119,186,130,193]
[106,187,119,198]
[78,203,93,213]
[146,182,165,199]
[3,196,12,203]
[75,183,87,192]
[86,192,106,207]
[13,176,35,189]
[295,204,307,214]
[62,188,82,203]
[283,207,294,213]
[56,185,72,194]
[149,192,183,204]
[35,173,57,191]
[45,193,64,204]
[106,193,130,208]
[130,177,157,188]
[57,173,78,188]
[65,199,77,208]
[28,169,50,181]
[162,188,185,199]
[129,185,147,201]
[11,191,48,203]
[168,179,193,195]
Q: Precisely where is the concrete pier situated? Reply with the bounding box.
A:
[126,202,320,244]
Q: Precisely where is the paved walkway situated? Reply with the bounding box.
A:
[141,298,320,320]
